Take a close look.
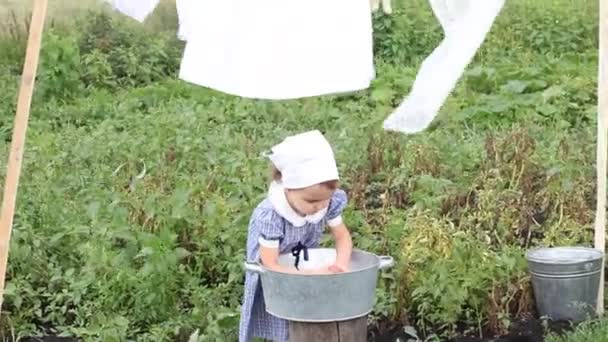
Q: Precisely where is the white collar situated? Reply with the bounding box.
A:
[268,181,327,227]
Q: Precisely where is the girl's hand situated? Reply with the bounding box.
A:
[328,263,348,273]
[330,223,353,273]
[300,267,332,275]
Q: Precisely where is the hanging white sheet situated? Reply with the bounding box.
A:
[382,0,505,134]
[370,0,393,14]
[108,0,159,23]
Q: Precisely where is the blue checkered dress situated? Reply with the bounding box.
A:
[238,189,348,342]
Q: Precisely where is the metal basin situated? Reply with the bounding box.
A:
[525,246,604,322]
[245,248,394,322]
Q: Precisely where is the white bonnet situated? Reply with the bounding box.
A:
[267,130,339,189]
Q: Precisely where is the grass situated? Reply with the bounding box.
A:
[546,319,608,342]
[0,0,102,36]
[0,0,178,35]
[0,0,607,340]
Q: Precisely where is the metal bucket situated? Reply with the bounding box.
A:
[244,248,394,322]
[525,246,604,322]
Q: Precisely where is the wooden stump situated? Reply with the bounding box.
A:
[288,315,367,342]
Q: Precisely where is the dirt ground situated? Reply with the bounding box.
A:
[17,317,574,342]
[369,318,574,342]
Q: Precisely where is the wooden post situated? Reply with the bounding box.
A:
[288,316,368,342]
[0,0,48,310]
[597,0,608,316]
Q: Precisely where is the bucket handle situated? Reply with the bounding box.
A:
[244,261,265,274]
[378,256,394,270]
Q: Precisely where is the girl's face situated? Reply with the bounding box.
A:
[285,184,334,216]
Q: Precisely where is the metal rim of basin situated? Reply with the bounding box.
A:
[245,248,394,277]
[267,308,373,323]
[525,246,604,265]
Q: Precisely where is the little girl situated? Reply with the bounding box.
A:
[238,130,353,342]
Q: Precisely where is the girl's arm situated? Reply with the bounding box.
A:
[330,222,353,272]
[259,245,298,274]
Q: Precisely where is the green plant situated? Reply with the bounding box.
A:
[37,29,83,101]
[546,319,608,342]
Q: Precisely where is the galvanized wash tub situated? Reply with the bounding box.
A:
[244,248,394,322]
[525,246,604,322]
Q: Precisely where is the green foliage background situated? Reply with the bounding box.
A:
[0,0,604,340]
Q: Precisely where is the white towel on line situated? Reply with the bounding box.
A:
[382,0,505,134]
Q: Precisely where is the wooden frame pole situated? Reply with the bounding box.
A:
[0,0,48,310]
[596,0,608,316]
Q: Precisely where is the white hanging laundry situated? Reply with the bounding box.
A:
[107,0,160,23]
[176,0,194,41]
[370,0,393,14]
[383,0,504,134]
[106,0,192,41]
[108,0,376,100]
[180,0,375,100]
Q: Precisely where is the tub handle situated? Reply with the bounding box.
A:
[379,256,394,270]
[244,261,265,274]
